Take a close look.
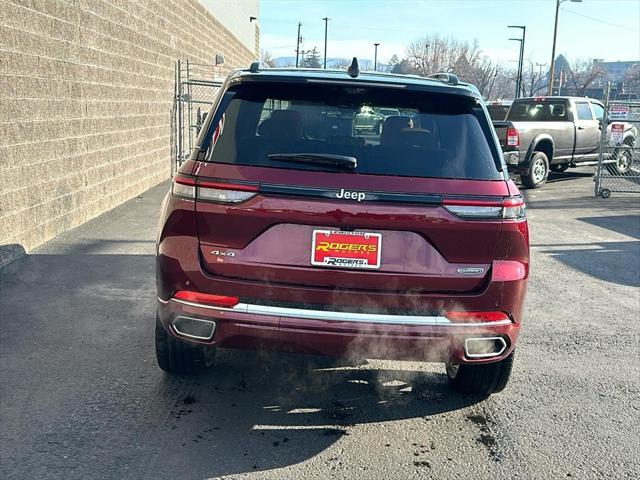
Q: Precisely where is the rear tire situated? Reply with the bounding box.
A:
[446,351,515,396]
[550,163,569,173]
[155,314,215,374]
[521,152,549,189]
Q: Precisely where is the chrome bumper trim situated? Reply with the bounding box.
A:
[167,298,512,327]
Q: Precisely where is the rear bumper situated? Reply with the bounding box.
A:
[157,296,520,364]
[503,150,520,168]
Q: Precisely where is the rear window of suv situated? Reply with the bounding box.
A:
[199,81,502,180]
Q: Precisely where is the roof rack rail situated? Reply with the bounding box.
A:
[248,60,270,73]
[427,72,459,85]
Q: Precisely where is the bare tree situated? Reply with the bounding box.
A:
[260,49,276,68]
[468,56,501,99]
[564,59,606,96]
[520,60,547,97]
[405,34,481,78]
[405,35,512,99]
[623,64,640,94]
[332,58,351,70]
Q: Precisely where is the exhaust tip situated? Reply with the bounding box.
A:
[464,336,507,359]
[172,316,216,341]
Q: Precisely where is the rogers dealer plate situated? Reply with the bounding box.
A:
[311,230,382,269]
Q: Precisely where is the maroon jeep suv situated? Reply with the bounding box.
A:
[155,63,529,395]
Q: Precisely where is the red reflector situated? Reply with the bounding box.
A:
[173,291,239,307]
[445,311,510,323]
[491,260,528,281]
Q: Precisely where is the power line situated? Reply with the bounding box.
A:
[561,7,640,32]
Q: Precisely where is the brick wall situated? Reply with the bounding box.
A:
[0,0,257,265]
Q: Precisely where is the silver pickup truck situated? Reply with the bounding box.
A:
[493,96,637,188]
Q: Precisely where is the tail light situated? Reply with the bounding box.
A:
[443,197,526,220]
[172,174,196,199]
[445,311,510,323]
[506,127,519,147]
[173,290,239,308]
[172,174,258,204]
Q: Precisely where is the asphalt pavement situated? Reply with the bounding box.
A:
[1,167,639,479]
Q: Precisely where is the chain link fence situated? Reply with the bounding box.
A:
[171,60,223,174]
[594,85,640,198]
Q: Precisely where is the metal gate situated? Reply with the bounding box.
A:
[171,60,223,174]
[594,85,640,198]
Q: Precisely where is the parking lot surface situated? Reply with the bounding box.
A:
[1,168,639,480]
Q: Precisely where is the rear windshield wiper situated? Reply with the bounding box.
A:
[267,153,357,170]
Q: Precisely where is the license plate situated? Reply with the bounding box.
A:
[311,230,382,269]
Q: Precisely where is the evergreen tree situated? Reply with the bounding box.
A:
[303,47,322,68]
[387,54,400,72]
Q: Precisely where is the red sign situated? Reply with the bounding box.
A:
[611,123,624,144]
[311,230,382,269]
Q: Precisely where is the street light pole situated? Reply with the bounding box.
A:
[508,25,526,99]
[295,22,302,68]
[509,37,523,99]
[322,17,330,69]
[374,43,380,71]
[547,0,582,95]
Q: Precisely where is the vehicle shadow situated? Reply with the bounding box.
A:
[545,170,594,184]
[147,350,481,478]
[531,240,639,287]
[578,215,640,240]
[0,247,483,480]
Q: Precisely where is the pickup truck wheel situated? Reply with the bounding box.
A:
[446,351,514,396]
[550,164,569,173]
[155,314,215,374]
[606,145,633,175]
[522,152,549,189]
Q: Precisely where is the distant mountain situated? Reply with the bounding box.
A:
[272,56,385,71]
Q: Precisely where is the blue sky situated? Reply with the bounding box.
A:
[259,0,640,66]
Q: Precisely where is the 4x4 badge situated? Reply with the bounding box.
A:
[211,250,235,257]
[457,267,485,275]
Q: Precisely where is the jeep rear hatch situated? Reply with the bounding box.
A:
[185,80,516,294]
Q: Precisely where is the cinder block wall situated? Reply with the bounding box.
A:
[0,0,258,265]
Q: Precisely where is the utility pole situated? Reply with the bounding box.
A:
[508,25,526,99]
[373,43,380,71]
[425,43,430,74]
[548,0,582,95]
[295,22,301,68]
[323,17,330,69]
[535,62,547,95]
